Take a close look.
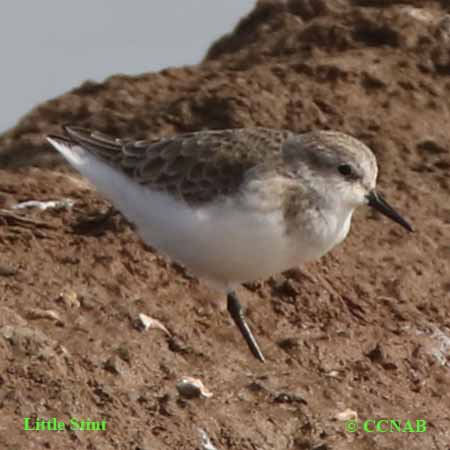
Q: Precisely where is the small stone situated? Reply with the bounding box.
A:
[176,377,213,399]
[80,296,96,310]
[277,337,301,352]
[25,308,64,326]
[0,326,14,340]
[271,278,299,297]
[57,291,80,309]
[366,343,398,370]
[273,391,307,405]
[115,343,131,363]
[0,264,17,277]
[168,336,188,353]
[335,408,358,421]
[417,139,447,154]
[366,343,384,364]
[362,69,387,89]
[104,355,128,376]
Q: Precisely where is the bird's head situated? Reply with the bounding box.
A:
[282,131,413,232]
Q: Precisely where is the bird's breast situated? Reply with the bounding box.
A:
[288,204,354,262]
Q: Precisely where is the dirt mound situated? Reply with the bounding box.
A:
[1,1,449,449]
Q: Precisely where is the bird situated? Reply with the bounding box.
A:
[46,126,412,362]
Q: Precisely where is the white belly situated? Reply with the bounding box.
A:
[133,192,305,288]
[113,181,350,289]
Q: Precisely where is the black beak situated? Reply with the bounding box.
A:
[367,191,413,232]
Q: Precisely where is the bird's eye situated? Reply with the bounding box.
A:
[338,164,353,177]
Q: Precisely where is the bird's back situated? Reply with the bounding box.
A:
[49,126,293,206]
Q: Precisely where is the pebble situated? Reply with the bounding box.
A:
[24,308,64,326]
[0,264,17,277]
[176,377,213,399]
[58,291,80,309]
[335,408,358,421]
[104,355,128,376]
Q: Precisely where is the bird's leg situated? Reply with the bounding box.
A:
[227,291,265,362]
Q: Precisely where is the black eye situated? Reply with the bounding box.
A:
[338,164,353,177]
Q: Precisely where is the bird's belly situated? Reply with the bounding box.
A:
[177,209,348,287]
[136,196,351,288]
[137,198,300,287]
[178,224,297,287]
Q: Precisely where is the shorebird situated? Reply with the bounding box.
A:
[47,126,412,362]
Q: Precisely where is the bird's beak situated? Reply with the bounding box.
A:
[366,191,413,232]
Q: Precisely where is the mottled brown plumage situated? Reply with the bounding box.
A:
[63,126,293,205]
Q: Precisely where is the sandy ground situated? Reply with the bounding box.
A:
[1,1,449,449]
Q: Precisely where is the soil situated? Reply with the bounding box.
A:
[1,1,450,449]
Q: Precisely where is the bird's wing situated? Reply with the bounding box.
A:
[50,126,292,205]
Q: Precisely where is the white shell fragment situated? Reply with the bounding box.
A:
[136,313,170,335]
[335,408,358,421]
[12,198,75,211]
[176,376,213,399]
[324,370,341,379]
[199,429,219,450]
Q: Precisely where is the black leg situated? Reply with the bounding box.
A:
[227,291,265,362]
